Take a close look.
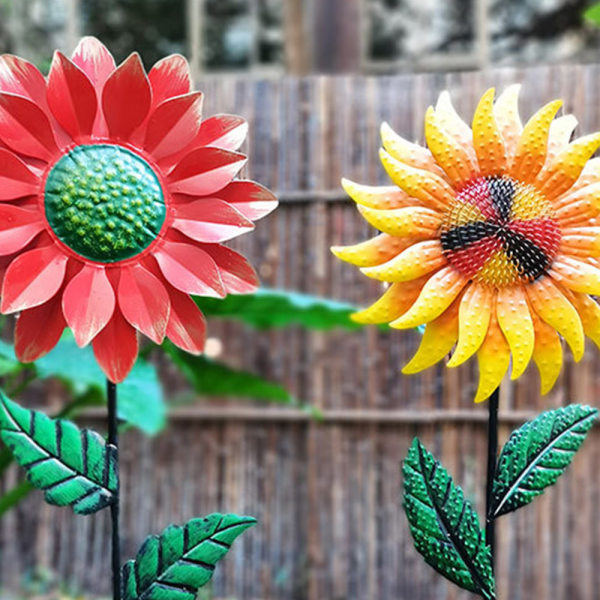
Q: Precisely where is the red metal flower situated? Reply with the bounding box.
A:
[0,37,277,382]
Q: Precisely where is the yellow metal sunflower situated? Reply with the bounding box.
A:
[333,87,600,403]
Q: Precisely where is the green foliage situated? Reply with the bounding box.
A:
[584,3,600,26]
[403,438,495,600]
[0,394,117,515]
[121,513,256,600]
[490,404,597,519]
[162,341,292,404]
[196,288,362,330]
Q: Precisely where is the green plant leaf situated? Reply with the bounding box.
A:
[162,341,292,403]
[584,3,600,25]
[196,288,362,330]
[0,393,117,515]
[35,334,166,435]
[490,404,597,519]
[121,513,256,600]
[403,438,495,600]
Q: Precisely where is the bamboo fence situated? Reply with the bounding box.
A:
[3,64,600,599]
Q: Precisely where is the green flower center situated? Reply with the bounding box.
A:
[44,144,166,263]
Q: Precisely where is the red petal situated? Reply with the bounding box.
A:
[172,198,254,242]
[47,52,97,141]
[71,37,116,89]
[0,93,59,160]
[0,205,43,255]
[118,264,170,344]
[93,309,138,383]
[217,180,278,221]
[15,294,65,362]
[202,244,259,294]
[168,148,246,196]
[0,55,48,108]
[148,54,191,107]
[1,245,67,313]
[154,241,225,297]
[102,53,151,140]
[166,287,206,353]
[144,92,203,159]
[62,265,115,347]
[0,149,38,200]
[197,114,248,150]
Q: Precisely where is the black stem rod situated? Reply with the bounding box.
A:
[107,380,121,600]
[485,386,500,574]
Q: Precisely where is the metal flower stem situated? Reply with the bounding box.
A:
[107,380,121,600]
[485,386,500,573]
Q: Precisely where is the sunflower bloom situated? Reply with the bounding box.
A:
[333,86,600,402]
[0,37,276,382]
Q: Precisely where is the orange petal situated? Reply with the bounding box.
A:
[435,91,474,152]
[493,84,523,159]
[560,228,600,258]
[402,295,460,374]
[510,99,562,182]
[447,283,493,367]
[472,88,508,176]
[474,312,510,403]
[495,285,535,379]
[536,133,600,199]
[546,114,578,162]
[562,289,600,349]
[331,234,414,267]
[380,122,445,176]
[341,178,411,210]
[357,204,441,238]
[526,276,584,361]
[361,240,446,282]
[531,310,563,395]
[379,149,454,213]
[549,256,600,295]
[553,182,600,225]
[390,266,467,329]
[352,277,428,324]
[554,157,600,202]
[424,106,477,187]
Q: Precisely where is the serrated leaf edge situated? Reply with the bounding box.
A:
[404,440,495,600]
[0,395,117,514]
[490,406,597,519]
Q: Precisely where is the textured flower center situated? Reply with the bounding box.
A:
[440,176,561,287]
[44,144,166,263]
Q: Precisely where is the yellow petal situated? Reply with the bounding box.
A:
[341,178,410,210]
[435,91,474,150]
[390,266,467,329]
[495,285,535,380]
[472,88,508,176]
[402,295,460,374]
[560,228,600,258]
[493,84,523,159]
[352,277,427,324]
[546,114,578,162]
[474,312,510,404]
[331,233,415,267]
[536,133,600,200]
[357,205,441,237]
[553,182,600,225]
[510,99,562,182]
[361,240,446,282]
[562,288,600,349]
[379,149,455,213]
[549,256,600,295]
[526,276,584,361]
[554,157,600,202]
[425,106,477,187]
[380,122,445,176]
[531,310,563,395]
[447,283,493,367]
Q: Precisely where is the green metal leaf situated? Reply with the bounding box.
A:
[196,288,362,330]
[403,438,495,600]
[121,513,256,600]
[0,392,117,515]
[490,404,597,519]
